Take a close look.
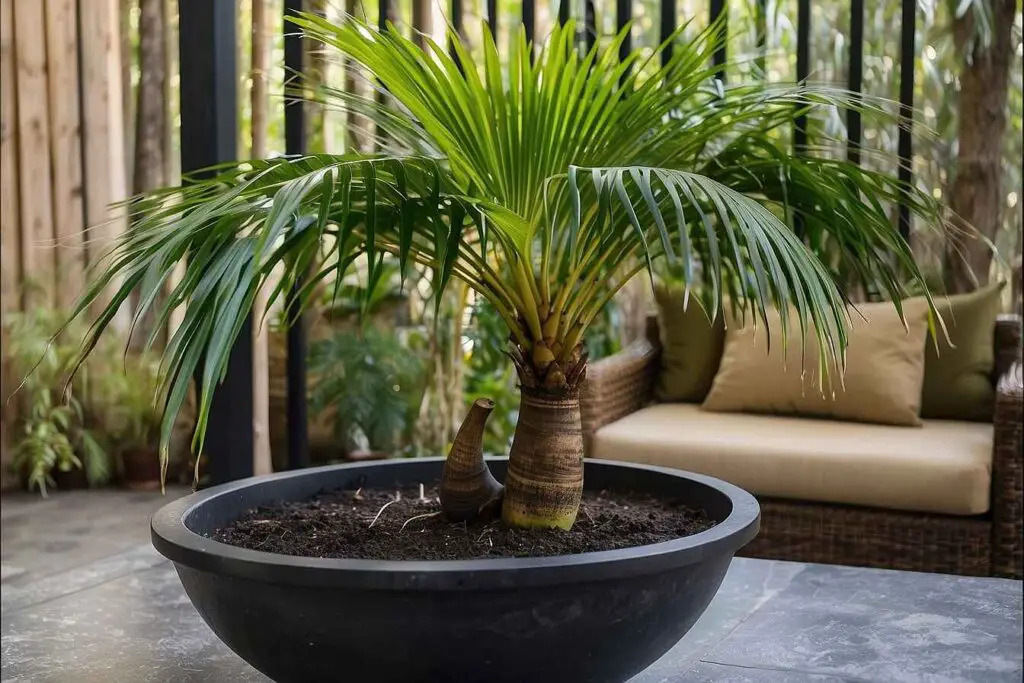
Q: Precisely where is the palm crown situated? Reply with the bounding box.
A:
[67,14,944,491]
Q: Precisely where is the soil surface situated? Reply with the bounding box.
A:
[212,485,716,561]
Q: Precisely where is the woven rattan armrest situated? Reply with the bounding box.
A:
[580,338,660,454]
[991,360,1023,578]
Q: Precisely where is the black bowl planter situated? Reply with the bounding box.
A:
[152,458,759,683]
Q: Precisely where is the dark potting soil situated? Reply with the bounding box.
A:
[212,485,716,561]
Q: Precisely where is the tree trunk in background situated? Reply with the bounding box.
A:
[343,0,369,152]
[162,0,177,184]
[307,0,329,153]
[412,0,431,49]
[121,0,135,187]
[945,0,1016,293]
[251,0,272,475]
[414,282,466,456]
[128,0,166,350]
[132,0,164,195]
[163,0,186,354]
[251,0,268,159]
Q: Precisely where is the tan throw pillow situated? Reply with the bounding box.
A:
[919,282,1004,422]
[702,299,931,427]
[653,283,725,403]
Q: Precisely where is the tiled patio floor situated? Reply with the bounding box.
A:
[2,487,1022,682]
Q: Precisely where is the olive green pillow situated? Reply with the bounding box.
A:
[920,282,1004,422]
[653,284,725,403]
[702,299,931,427]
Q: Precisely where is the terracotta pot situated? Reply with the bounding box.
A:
[121,447,162,490]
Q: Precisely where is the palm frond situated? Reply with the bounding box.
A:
[60,13,955,466]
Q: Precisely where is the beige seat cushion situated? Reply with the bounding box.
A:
[591,403,993,515]
[703,299,931,426]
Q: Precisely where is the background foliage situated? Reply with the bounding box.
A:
[103,0,1024,468]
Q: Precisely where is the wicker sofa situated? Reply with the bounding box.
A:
[580,314,1023,579]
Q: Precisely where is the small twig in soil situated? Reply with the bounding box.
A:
[368,496,400,529]
[475,522,499,544]
[353,488,363,501]
[400,511,442,532]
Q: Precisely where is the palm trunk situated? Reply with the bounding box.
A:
[441,346,587,530]
[501,384,585,530]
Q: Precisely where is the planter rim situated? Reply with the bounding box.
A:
[151,457,759,591]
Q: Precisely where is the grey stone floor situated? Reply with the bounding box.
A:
[1,488,1022,682]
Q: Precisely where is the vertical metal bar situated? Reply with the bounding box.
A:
[793,0,810,239]
[284,0,306,157]
[617,0,632,86]
[450,0,463,64]
[617,0,631,64]
[793,0,810,152]
[584,0,597,54]
[755,0,766,77]
[897,0,915,242]
[709,0,726,80]
[283,0,310,471]
[660,0,677,66]
[178,0,253,485]
[377,0,392,138]
[452,0,464,35]
[523,0,535,54]
[848,0,864,164]
[487,0,497,36]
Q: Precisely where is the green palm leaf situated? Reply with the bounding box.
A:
[62,15,951,471]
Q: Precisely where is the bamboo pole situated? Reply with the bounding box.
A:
[251,0,272,475]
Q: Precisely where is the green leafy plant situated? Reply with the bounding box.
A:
[464,299,520,455]
[308,325,424,453]
[65,17,948,529]
[4,309,110,496]
[89,348,163,453]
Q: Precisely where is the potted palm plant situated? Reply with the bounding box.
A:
[308,324,424,459]
[65,17,949,683]
[89,349,164,489]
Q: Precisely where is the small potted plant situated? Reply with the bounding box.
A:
[89,350,164,489]
[308,324,424,460]
[4,309,110,495]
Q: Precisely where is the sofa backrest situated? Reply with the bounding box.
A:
[645,311,1023,424]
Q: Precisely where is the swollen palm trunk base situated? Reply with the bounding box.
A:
[440,398,504,521]
[501,388,584,530]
